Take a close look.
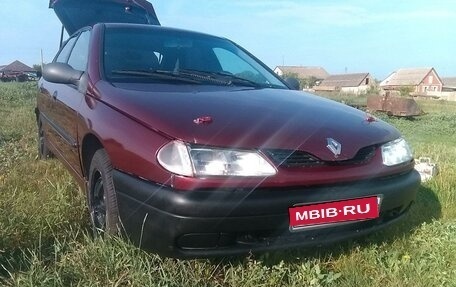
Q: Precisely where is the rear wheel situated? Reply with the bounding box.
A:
[37,117,53,159]
[88,149,120,235]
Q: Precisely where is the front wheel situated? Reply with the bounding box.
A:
[87,149,120,235]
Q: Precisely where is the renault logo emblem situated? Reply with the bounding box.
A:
[326,138,342,158]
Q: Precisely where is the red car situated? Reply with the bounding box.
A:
[37,0,420,258]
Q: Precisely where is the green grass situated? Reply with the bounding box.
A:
[1,82,455,286]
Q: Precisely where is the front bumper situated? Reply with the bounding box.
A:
[113,170,420,258]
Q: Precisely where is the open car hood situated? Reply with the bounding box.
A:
[49,0,160,35]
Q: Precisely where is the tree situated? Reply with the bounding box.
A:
[398,86,414,97]
[32,64,42,73]
[282,73,319,90]
[300,76,318,89]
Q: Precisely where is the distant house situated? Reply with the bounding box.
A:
[314,73,373,95]
[274,66,329,79]
[274,66,329,88]
[0,60,34,74]
[442,77,456,92]
[0,60,36,82]
[380,67,443,93]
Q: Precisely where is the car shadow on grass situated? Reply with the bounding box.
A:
[213,184,441,266]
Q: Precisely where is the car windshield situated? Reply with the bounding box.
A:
[103,25,288,89]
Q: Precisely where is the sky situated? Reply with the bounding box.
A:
[0,0,455,80]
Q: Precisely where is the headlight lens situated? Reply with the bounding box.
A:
[157,141,277,177]
[381,138,413,166]
[157,141,193,177]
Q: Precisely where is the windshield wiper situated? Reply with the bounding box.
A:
[176,69,235,86]
[211,71,264,88]
[112,69,274,88]
[111,70,203,84]
[177,69,263,88]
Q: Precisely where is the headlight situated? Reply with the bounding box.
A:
[381,138,413,166]
[156,141,193,177]
[157,141,277,177]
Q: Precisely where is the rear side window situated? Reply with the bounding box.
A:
[55,37,77,63]
[67,31,91,71]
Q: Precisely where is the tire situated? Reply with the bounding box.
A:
[38,117,53,159]
[87,149,120,235]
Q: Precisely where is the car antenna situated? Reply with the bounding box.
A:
[59,25,65,48]
[40,49,44,73]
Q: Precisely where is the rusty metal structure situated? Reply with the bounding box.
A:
[367,94,422,117]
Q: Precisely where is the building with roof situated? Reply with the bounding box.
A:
[274,66,329,79]
[314,73,372,95]
[273,66,329,88]
[0,60,36,82]
[442,77,456,92]
[0,60,34,74]
[380,67,443,94]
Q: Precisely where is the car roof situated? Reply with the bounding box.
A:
[49,0,160,35]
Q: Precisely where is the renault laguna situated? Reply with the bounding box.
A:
[36,0,420,257]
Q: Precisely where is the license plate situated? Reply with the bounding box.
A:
[289,196,380,230]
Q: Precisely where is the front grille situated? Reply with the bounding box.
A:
[264,146,377,168]
[327,145,377,166]
[264,149,324,167]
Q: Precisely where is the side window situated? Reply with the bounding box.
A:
[67,31,91,71]
[55,36,77,63]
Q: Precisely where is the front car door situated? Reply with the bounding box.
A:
[38,29,91,178]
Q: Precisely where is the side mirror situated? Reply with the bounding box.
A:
[42,62,83,85]
[284,77,301,90]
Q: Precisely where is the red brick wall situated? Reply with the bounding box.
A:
[418,70,443,92]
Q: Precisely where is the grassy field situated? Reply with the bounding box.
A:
[0,82,455,286]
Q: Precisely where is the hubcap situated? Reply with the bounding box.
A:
[91,171,106,231]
